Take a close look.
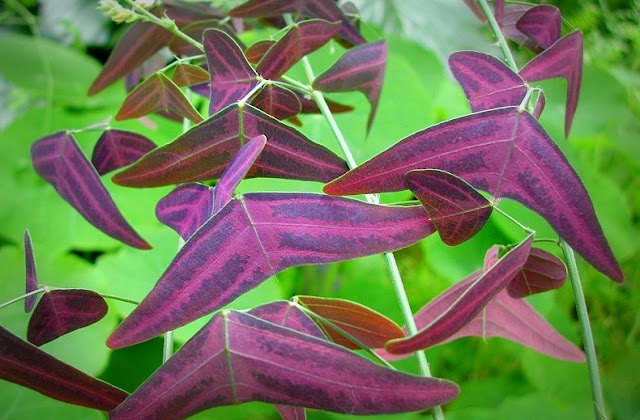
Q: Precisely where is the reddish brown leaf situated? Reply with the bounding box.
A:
[250,84,301,120]
[515,5,562,50]
[507,248,567,298]
[91,129,156,176]
[245,40,276,64]
[171,63,210,87]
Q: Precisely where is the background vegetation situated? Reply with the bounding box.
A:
[0,0,638,419]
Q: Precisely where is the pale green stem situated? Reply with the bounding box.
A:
[478,2,608,418]
[0,288,46,310]
[238,78,267,105]
[560,240,607,420]
[283,13,445,420]
[0,287,140,310]
[492,205,535,234]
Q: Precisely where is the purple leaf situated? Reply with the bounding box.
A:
[124,51,167,93]
[256,20,341,80]
[88,20,171,95]
[463,0,485,21]
[296,91,354,114]
[156,183,215,240]
[313,40,387,134]
[448,51,527,112]
[405,169,492,246]
[0,325,127,411]
[31,132,150,249]
[170,63,210,88]
[275,406,306,420]
[213,135,267,209]
[533,91,546,119]
[27,289,108,346]
[515,5,562,50]
[499,5,535,48]
[324,107,622,282]
[107,193,434,348]
[91,129,156,176]
[246,40,276,64]
[204,29,259,115]
[112,104,348,187]
[169,19,240,57]
[380,270,585,362]
[494,0,505,24]
[229,0,366,47]
[519,31,584,138]
[115,73,203,123]
[109,310,458,419]
[385,235,533,354]
[250,85,302,120]
[507,248,567,298]
[249,301,326,339]
[24,229,38,313]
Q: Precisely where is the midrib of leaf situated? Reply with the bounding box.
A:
[238,196,276,276]
[223,311,239,404]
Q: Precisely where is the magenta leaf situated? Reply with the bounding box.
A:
[107,193,434,348]
[275,406,306,420]
[324,107,622,282]
[229,0,366,47]
[249,301,326,339]
[0,325,127,411]
[515,5,562,50]
[499,5,535,48]
[385,235,533,354]
[91,129,156,176]
[204,29,260,115]
[250,84,302,120]
[296,91,354,114]
[519,31,584,137]
[405,169,492,246]
[156,183,214,240]
[494,0,505,24]
[448,51,527,112]
[507,248,567,298]
[109,310,458,419]
[88,20,171,95]
[245,40,276,64]
[256,20,341,80]
[27,289,108,346]
[31,132,150,249]
[24,229,38,313]
[170,63,210,87]
[533,91,546,119]
[313,40,387,133]
[115,73,203,123]
[380,271,584,362]
[112,104,348,187]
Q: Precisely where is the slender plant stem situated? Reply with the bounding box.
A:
[98,293,140,306]
[478,2,608,418]
[560,240,607,420]
[0,288,46,310]
[284,13,445,419]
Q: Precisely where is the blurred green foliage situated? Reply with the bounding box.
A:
[0,0,638,419]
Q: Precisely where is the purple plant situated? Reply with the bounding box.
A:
[1,1,622,420]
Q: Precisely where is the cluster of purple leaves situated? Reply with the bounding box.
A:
[2,0,623,419]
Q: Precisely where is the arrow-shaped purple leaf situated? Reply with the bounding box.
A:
[385,235,533,354]
[27,289,108,346]
[107,193,435,348]
[0,325,127,411]
[91,129,156,176]
[256,20,341,80]
[24,229,38,313]
[31,132,150,249]
[112,104,348,187]
[519,31,584,138]
[115,73,203,123]
[324,107,622,282]
[507,247,567,298]
[313,40,387,134]
[405,169,492,246]
[229,0,366,47]
[250,84,302,120]
[110,310,458,419]
[204,29,260,115]
[515,5,562,50]
[448,51,527,112]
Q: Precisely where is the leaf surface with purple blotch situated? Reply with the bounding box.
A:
[110,311,458,419]
[405,169,492,246]
[31,132,150,249]
[250,85,301,120]
[171,63,210,87]
[297,296,404,349]
[313,40,387,133]
[27,289,108,346]
[156,184,215,240]
[448,51,527,112]
[256,20,341,80]
[91,129,156,176]
[24,229,38,312]
[107,193,434,348]
[204,29,259,115]
[115,73,203,123]
[385,235,533,354]
[112,104,348,187]
[0,325,127,411]
[324,107,622,282]
[519,31,583,137]
[507,247,567,298]
[516,5,562,50]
